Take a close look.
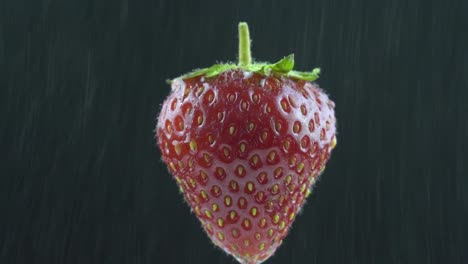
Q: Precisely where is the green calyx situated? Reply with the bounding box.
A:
[167,22,320,84]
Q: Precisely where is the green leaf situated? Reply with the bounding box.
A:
[287,68,321,81]
[255,55,294,76]
[205,64,237,77]
[168,54,321,83]
[244,63,266,72]
[270,54,295,73]
[175,67,212,80]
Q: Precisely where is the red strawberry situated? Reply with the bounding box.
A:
[156,22,337,264]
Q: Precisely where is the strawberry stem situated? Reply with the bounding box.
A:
[238,22,252,67]
[169,22,320,83]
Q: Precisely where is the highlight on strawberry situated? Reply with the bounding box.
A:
[156,22,337,264]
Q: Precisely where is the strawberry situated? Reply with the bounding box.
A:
[156,22,337,264]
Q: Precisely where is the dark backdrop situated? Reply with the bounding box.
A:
[1,0,467,263]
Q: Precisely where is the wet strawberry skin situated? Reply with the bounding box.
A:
[156,69,336,263]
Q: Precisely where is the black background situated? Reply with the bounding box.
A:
[1,0,468,263]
